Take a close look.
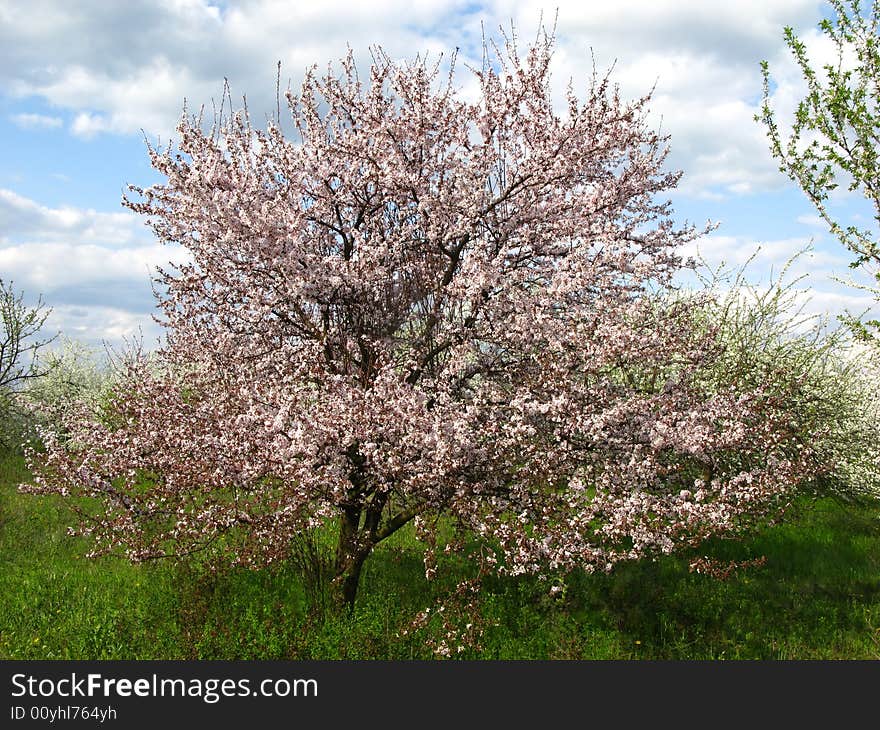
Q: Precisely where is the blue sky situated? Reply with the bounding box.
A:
[1,0,877,348]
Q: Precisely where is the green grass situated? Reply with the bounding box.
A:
[2,448,879,659]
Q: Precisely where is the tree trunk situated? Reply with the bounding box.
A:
[336,553,367,610]
[333,504,369,611]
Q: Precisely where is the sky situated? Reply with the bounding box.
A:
[1,0,877,350]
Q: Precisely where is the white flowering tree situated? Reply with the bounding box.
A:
[27,34,827,608]
[0,279,55,448]
[24,338,113,433]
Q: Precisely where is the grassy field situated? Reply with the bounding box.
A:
[2,447,880,660]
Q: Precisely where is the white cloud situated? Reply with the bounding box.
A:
[683,232,850,276]
[5,1,877,345]
[70,112,110,139]
[0,241,175,292]
[0,188,146,246]
[677,230,880,328]
[2,0,474,140]
[0,0,830,199]
[0,189,187,346]
[796,213,826,228]
[477,0,828,197]
[9,112,63,130]
[46,303,165,350]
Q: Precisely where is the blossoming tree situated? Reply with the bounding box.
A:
[27,34,822,608]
